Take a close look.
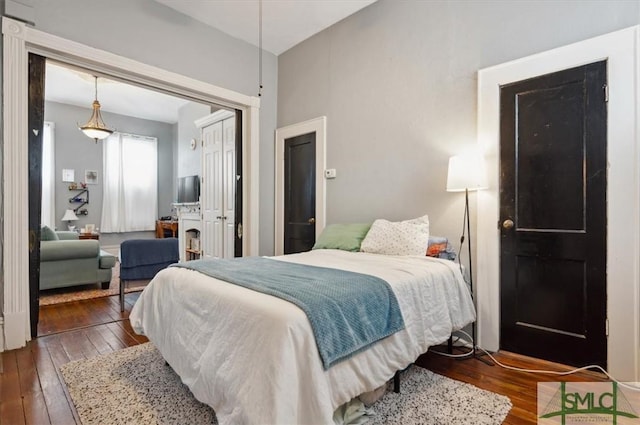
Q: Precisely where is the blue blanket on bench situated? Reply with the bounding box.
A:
[172,257,405,369]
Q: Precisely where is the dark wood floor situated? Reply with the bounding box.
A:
[1,294,606,425]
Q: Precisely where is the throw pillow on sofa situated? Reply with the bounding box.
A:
[41,225,59,241]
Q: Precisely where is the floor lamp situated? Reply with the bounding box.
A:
[446,154,492,365]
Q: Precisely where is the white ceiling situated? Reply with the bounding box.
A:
[45,1,377,121]
[154,0,377,55]
[45,63,190,124]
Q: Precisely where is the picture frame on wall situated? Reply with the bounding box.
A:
[62,169,75,182]
[85,170,98,185]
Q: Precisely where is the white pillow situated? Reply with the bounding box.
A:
[360,214,430,256]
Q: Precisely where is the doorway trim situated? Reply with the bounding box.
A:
[274,117,326,255]
[2,17,261,350]
[477,26,639,381]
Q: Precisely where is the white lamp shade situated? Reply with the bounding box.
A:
[61,209,79,222]
[446,154,489,192]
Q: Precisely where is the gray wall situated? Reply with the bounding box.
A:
[278,0,640,255]
[175,102,211,180]
[45,101,175,243]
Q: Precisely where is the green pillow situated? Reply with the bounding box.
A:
[41,225,59,241]
[312,223,372,252]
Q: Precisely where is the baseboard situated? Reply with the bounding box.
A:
[3,311,27,351]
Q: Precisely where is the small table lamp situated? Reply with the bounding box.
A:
[446,153,489,362]
[61,209,79,231]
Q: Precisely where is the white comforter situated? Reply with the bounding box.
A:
[130,249,475,425]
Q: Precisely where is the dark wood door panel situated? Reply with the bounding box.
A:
[234,110,243,257]
[500,60,607,368]
[515,81,586,231]
[284,132,316,254]
[514,232,587,260]
[512,256,586,335]
[28,53,46,337]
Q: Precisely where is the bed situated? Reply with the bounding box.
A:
[130,248,475,424]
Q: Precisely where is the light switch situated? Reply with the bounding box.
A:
[324,169,337,179]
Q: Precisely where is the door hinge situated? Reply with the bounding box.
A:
[604,84,609,103]
[605,318,609,337]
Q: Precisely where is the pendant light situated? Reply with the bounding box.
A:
[79,76,113,142]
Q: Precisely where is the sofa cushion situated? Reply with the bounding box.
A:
[56,231,80,240]
[40,240,100,261]
[41,225,58,241]
[99,250,117,269]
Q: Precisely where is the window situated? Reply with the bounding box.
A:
[101,132,158,232]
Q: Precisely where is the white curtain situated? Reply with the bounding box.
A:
[41,122,56,228]
[101,132,158,232]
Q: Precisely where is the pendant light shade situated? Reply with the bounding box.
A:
[79,76,113,142]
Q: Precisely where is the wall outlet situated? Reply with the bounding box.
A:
[324,169,337,179]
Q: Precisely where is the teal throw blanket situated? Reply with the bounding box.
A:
[172,257,405,369]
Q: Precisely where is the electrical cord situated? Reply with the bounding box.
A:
[430,349,474,359]
[457,203,467,280]
[429,336,474,358]
[430,330,640,391]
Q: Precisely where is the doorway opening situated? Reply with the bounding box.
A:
[275,116,327,255]
[498,61,607,368]
[32,59,242,337]
[2,17,260,350]
[477,26,640,381]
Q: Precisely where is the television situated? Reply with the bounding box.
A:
[177,175,200,203]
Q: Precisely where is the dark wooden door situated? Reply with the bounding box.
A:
[28,53,46,337]
[499,61,607,368]
[284,132,316,254]
[234,110,243,257]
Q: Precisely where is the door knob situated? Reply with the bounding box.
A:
[308,218,316,224]
[502,219,514,230]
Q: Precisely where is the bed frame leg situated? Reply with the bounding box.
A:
[393,370,400,393]
[120,279,126,312]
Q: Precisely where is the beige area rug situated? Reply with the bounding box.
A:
[39,261,150,306]
[60,343,513,425]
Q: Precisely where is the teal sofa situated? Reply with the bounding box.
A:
[40,229,117,291]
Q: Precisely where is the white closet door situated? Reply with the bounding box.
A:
[202,121,224,259]
[223,117,236,259]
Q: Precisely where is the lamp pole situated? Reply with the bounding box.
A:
[465,187,475,358]
[463,187,493,365]
[446,154,491,364]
